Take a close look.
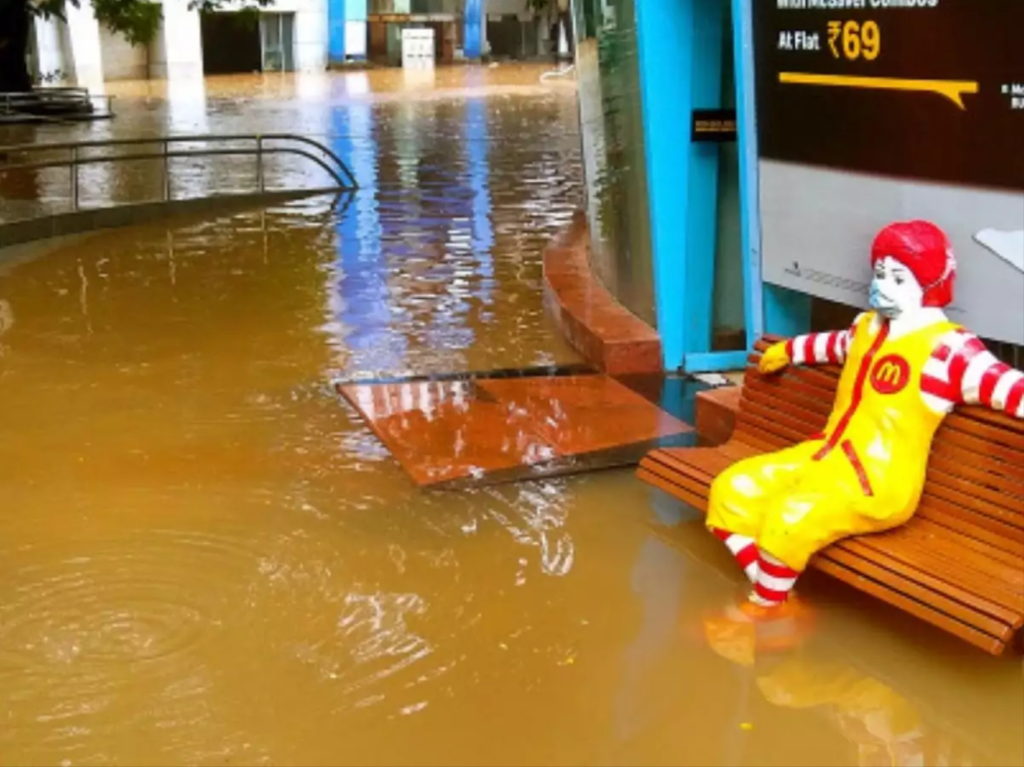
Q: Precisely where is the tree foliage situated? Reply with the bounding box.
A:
[25,0,273,47]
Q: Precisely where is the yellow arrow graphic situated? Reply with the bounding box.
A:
[779,72,979,110]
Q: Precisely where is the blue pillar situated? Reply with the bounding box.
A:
[764,284,811,337]
[636,0,725,371]
[328,0,346,63]
[464,0,483,59]
[731,0,810,343]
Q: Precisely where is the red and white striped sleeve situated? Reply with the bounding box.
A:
[921,330,1024,417]
[785,316,861,366]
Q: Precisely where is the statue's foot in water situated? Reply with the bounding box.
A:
[701,595,815,666]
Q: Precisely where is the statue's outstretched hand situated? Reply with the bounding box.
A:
[759,342,791,375]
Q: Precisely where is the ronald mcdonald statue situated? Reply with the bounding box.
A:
[707,220,1024,618]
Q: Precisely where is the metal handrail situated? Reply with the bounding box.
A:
[0,133,357,213]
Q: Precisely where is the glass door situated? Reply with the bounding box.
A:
[261,14,295,71]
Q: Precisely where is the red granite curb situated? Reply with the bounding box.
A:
[542,212,662,375]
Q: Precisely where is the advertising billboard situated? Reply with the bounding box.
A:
[754,0,1023,344]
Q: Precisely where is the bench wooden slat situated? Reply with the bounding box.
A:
[949,408,1024,452]
[637,343,1024,654]
[923,480,1024,533]
[930,427,1024,484]
[652,444,753,480]
[745,376,835,416]
[741,388,829,436]
[838,537,1024,623]
[923,473,1024,530]
[812,557,1008,655]
[717,440,763,463]
[731,423,788,452]
[636,466,709,512]
[734,407,812,446]
[909,517,1024,569]
[639,459,713,506]
[817,545,1016,640]
[917,497,1024,550]
[927,450,1024,505]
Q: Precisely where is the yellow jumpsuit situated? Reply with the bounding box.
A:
[707,312,959,571]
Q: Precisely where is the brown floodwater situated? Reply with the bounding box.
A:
[1,65,1022,767]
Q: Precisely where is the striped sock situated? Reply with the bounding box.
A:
[751,551,800,606]
[710,527,760,583]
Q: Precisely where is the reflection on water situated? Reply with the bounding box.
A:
[0,66,1021,766]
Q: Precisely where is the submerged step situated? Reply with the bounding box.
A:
[335,370,696,488]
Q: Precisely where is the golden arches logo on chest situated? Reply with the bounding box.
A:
[870,354,911,395]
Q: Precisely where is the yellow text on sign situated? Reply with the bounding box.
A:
[828,20,880,61]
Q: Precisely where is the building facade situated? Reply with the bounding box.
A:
[25,0,562,89]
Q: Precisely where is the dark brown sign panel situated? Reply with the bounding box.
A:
[754,0,1024,191]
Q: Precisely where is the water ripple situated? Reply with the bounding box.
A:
[0,529,262,671]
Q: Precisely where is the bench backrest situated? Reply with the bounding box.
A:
[733,342,1024,557]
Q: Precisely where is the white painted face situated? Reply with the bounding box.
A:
[869,256,925,320]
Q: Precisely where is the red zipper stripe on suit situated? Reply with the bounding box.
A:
[814,322,890,461]
[841,439,874,496]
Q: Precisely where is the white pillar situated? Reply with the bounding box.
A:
[64,0,105,92]
[293,0,329,72]
[32,17,70,84]
[344,22,367,59]
[150,0,203,79]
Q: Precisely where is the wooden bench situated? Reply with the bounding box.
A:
[638,339,1024,655]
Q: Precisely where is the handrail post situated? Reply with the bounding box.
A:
[71,146,79,211]
[162,139,170,201]
[256,135,264,192]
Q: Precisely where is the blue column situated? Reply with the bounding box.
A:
[635,0,724,371]
[328,0,346,63]
[464,0,483,59]
[731,0,810,343]
[764,284,811,337]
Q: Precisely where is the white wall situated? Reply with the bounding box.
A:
[99,26,148,80]
[64,0,105,91]
[150,0,203,79]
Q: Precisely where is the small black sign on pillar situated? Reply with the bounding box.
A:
[691,109,737,142]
